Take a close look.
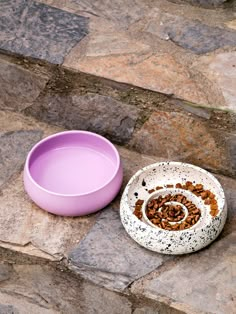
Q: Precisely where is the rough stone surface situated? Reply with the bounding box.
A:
[196,52,236,113]
[184,0,227,7]
[170,99,211,120]
[228,136,236,171]
[36,0,150,27]
[145,12,236,54]
[216,174,236,237]
[131,111,229,174]
[82,281,132,314]
[0,304,19,314]
[132,232,236,314]
[0,264,12,283]
[69,209,171,292]
[64,52,209,107]
[25,93,140,143]
[0,0,88,64]
[0,59,49,111]
[0,130,42,188]
[133,306,160,314]
[0,110,63,137]
[0,264,132,314]
[0,173,96,260]
[226,19,236,30]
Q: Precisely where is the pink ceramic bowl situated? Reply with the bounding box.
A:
[24,131,123,216]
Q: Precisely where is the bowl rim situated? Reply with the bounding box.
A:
[25,130,121,197]
[121,161,226,233]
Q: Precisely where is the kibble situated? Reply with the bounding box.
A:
[145,194,201,231]
[133,181,219,225]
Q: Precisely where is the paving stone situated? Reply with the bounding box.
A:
[216,174,236,236]
[82,281,132,314]
[0,264,132,314]
[0,110,63,137]
[0,130,42,188]
[170,99,211,120]
[69,208,171,292]
[0,264,13,283]
[64,51,209,107]
[77,31,150,58]
[0,173,96,260]
[37,0,150,27]
[25,93,140,143]
[132,231,236,314]
[226,19,236,30]
[0,0,88,64]
[228,136,236,171]
[183,0,227,7]
[133,306,160,314]
[196,52,236,113]
[0,304,19,314]
[131,111,228,174]
[145,12,236,54]
[0,59,49,112]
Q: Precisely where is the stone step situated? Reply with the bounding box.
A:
[0,109,235,313]
[0,0,236,112]
[0,52,235,179]
[0,0,236,178]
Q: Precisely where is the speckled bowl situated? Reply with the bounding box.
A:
[120,162,227,254]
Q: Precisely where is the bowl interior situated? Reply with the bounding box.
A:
[27,132,119,195]
[127,162,225,228]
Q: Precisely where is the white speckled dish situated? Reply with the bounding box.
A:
[120,162,227,254]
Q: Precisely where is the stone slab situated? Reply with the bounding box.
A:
[215,174,236,237]
[0,110,63,137]
[185,0,227,7]
[0,130,42,188]
[69,208,171,292]
[133,306,160,314]
[196,52,236,113]
[0,304,19,314]
[36,0,150,27]
[131,110,229,174]
[0,58,49,111]
[132,231,236,314]
[25,93,140,144]
[228,136,236,171]
[0,264,12,283]
[226,19,236,30]
[0,264,132,314]
[0,0,88,64]
[145,12,236,54]
[64,51,209,107]
[0,173,96,260]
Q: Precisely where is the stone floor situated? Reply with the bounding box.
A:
[0,0,236,313]
[0,110,235,313]
[1,0,236,113]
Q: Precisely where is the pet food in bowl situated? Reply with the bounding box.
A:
[120,162,227,254]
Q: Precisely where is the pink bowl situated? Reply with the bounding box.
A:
[24,131,123,216]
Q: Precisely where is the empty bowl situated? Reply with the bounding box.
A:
[120,162,227,254]
[24,131,123,216]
